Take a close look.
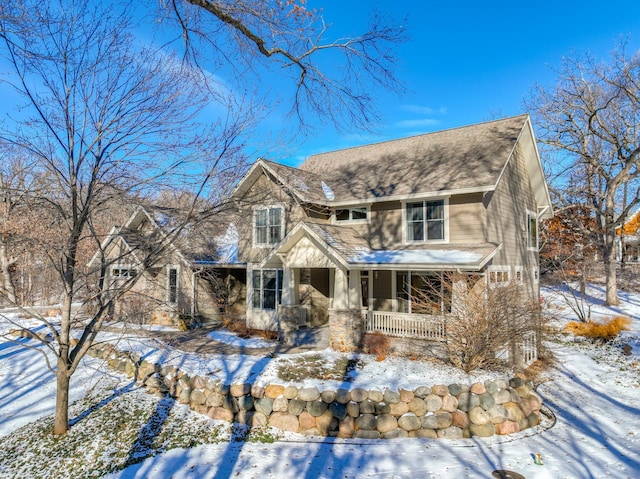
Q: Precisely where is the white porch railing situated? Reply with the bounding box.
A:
[363,310,446,342]
[517,331,538,366]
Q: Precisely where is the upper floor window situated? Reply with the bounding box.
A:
[112,267,136,278]
[406,199,446,242]
[527,211,538,250]
[335,206,368,222]
[254,206,283,246]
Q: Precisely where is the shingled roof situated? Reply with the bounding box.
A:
[300,115,529,203]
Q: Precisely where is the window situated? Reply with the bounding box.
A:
[406,200,445,242]
[335,206,368,222]
[254,206,283,246]
[252,269,283,310]
[167,266,178,303]
[515,267,523,284]
[527,211,538,250]
[112,267,136,278]
[396,271,451,315]
[489,268,511,285]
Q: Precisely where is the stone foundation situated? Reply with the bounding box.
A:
[328,309,363,351]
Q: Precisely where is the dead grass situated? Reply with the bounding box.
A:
[565,316,632,341]
[277,354,364,382]
[363,332,390,361]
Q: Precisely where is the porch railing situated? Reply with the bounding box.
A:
[363,310,446,342]
[517,331,538,366]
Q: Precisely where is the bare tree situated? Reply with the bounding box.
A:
[527,45,640,305]
[411,273,538,372]
[0,0,252,434]
[0,147,32,304]
[161,0,406,132]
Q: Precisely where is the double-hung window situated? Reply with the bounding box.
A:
[406,199,445,242]
[254,206,283,246]
[252,269,283,310]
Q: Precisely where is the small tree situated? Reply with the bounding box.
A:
[411,273,538,372]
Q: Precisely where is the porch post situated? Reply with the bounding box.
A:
[329,267,363,352]
[333,267,349,309]
[278,266,300,345]
[281,267,297,306]
[348,269,362,309]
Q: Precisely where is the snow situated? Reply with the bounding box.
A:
[321,181,335,201]
[2,282,640,478]
[207,330,275,349]
[213,223,239,264]
[350,249,484,265]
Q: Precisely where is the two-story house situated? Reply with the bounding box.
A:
[93,114,552,364]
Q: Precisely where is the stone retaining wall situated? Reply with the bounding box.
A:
[88,343,543,440]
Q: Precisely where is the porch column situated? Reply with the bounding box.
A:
[281,267,299,306]
[333,267,349,309]
[348,269,362,309]
[278,266,300,345]
[329,267,363,352]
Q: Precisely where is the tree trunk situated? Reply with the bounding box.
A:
[603,235,619,306]
[54,362,70,435]
[0,240,17,304]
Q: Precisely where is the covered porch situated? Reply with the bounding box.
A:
[259,221,500,351]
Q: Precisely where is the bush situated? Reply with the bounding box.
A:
[565,316,631,340]
[222,315,250,338]
[363,332,390,361]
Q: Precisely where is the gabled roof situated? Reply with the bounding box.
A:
[231,115,552,219]
[261,220,501,271]
[88,206,241,269]
[230,158,334,205]
[301,115,532,204]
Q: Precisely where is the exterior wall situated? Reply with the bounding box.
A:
[448,193,486,244]
[341,194,487,249]
[485,131,540,301]
[236,172,322,329]
[235,173,327,264]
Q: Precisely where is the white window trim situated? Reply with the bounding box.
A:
[110,264,137,278]
[332,205,371,225]
[526,209,539,251]
[514,266,523,284]
[167,265,180,304]
[488,265,511,286]
[252,204,285,248]
[402,197,449,245]
[251,268,283,311]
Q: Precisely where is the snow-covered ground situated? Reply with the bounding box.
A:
[1,283,639,478]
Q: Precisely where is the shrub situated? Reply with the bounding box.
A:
[363,332,390,361]
[222,315,250,338]
[410,273,539,372]
[565,316,631,340]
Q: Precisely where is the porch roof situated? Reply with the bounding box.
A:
[260,220,500,271]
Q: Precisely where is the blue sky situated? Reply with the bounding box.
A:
[2,1,640,169]
[268,0,640,166]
